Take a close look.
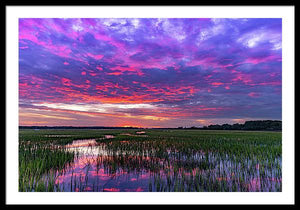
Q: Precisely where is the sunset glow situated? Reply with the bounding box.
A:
[19,18,282,127]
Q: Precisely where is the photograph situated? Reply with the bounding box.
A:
[18,17,283,193]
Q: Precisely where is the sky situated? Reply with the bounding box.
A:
[19,18,282,128]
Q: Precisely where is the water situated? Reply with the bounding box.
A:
[53,139,154,192]
[48,139,281,192]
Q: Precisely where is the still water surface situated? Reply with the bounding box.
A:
[49,139,281,192]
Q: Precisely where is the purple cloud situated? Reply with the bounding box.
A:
[19,18,282,127]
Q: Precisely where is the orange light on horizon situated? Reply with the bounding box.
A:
[119,124,143,128]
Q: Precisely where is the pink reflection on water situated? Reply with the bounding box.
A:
[216,177,230,182]
[132,187,144,192]
[65,139,97,148]
[54,151,139,191]
[120,141,129,143]
[90,169,110,178]
[255,164,260,170]
[182,168,201,177]
[104,135,115,139]
[248,177,261,191]
[84,186,93,191]
[50,139,282,192]
[136,131,146,134]
[103,188,120,192]
[247,177,281,192]
[269,177,282,182]
[124,187,144,192]
[135,187,144,192]
[139,174,150,180]
[120,133,148,137]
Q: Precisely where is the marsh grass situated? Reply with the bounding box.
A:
[19,129,282,192]
[19,141,75,192]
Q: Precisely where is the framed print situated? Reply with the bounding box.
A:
[5,4,295,205]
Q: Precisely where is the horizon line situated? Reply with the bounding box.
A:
[19,119,282,129]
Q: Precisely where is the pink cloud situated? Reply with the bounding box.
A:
[107,72,123,76]
[87,52,104,60]
[110,66,138,72]
[96,66,103,71]
[245,55,281,65]
[61,78,72,86]
[89,73,97,76]
[248,92,260,98]
[211,82,224,86]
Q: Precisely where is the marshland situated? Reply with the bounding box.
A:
[19,129,282,192]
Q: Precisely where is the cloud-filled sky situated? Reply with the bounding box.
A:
[19,18,282,127]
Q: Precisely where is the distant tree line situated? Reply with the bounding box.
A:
[179,120,282,131]
[19,120,282,131]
